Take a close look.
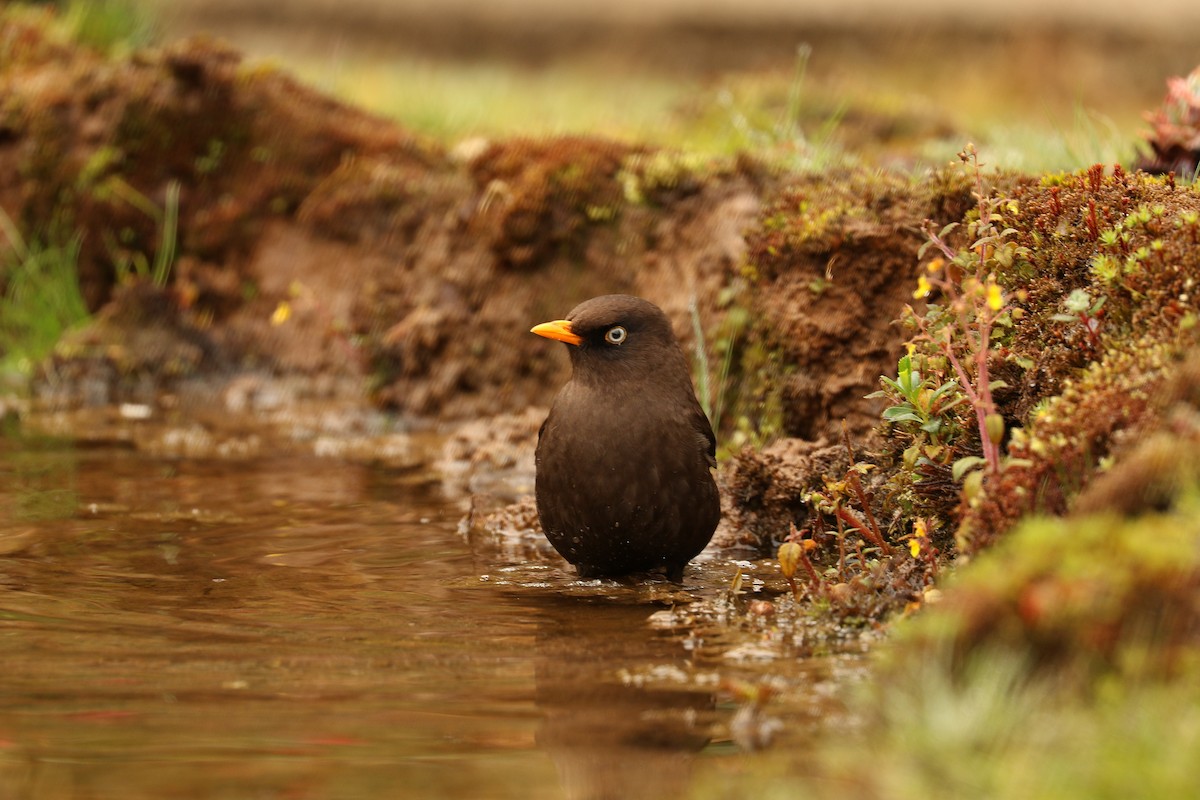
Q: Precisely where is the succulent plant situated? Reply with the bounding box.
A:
[1138,66,1200,176]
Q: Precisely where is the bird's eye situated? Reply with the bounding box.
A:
[604,326,627,345]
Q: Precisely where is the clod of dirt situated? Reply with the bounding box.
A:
[722,438,847,550]
[732,168,975,445]
[437,406,543,500]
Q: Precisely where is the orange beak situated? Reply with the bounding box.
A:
[530,319,583,346]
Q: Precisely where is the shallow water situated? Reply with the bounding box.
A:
[0,434,862,799]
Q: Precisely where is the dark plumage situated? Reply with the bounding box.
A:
[530,295,721,582]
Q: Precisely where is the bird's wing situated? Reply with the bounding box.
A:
[693,405,718,470]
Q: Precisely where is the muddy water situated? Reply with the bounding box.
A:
[0,433,862,799]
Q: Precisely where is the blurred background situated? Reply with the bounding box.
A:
[139,0,1200,172]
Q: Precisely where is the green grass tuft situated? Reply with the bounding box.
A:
[0,210,90,377]
[60,0,156,54]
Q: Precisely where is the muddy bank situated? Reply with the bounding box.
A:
[2,17,770,421]
[2,14,956,442]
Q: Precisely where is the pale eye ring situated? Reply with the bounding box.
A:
[604,326,627,345]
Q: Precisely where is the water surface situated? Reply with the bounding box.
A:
[0,436,860,799]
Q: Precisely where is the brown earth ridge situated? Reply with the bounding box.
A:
[0,17,958,433]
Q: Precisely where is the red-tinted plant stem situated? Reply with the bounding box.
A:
[846,471,890,555]
[797,548,822,588]
[834,506,892,556]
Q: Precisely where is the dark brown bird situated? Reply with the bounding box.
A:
[530,295,720,581]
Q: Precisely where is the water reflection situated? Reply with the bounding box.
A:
[0,441,550,798]
[0,437,842,799]
[530,597,713,800]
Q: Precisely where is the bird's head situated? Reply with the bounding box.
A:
[530,294,685,383]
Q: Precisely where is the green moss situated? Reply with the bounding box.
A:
[855,163,1200,554]
[618,150,721,205]
[750,649,1200,800]
[718,337,788,456]
[942,167,1200,550]
[902,500,1200,673]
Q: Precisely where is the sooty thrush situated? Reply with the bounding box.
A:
[531,295,720,582]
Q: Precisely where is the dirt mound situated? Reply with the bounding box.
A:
[0,15,773,420]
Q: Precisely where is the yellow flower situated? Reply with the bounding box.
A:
[910,518,927,558]
[914,275,932,299]
[926,257,944,273]
[271,301,291,326]
[986,282,1003,311]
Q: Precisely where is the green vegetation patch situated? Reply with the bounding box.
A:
[854,156,1200,552]
[899,501,1200,680]
[0,213,89,376]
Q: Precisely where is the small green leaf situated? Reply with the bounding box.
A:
[929,380,960,399]
[952,456,987,481]
[938,396,969,414]
[1011,355,1035,370]
[963,468,985,502]
[883,407,923,424]
[1063,287,1092,314]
